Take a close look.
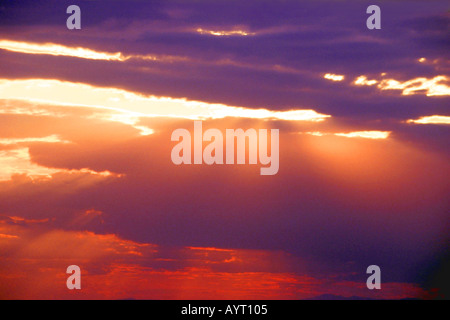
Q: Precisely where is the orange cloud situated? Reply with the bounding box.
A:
[6,216,49,225]
[0,146,122,181]
[0,231,426,299]
[0,233,19,239]
[0,135,70,145]
[0,219,436,300]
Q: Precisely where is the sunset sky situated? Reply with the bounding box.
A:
[0,0,448,299]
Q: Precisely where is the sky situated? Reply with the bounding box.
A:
[0,0,448,299]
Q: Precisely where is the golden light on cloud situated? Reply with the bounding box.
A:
[131,53,189,63]
[303,131,390,139]
[353,74,450,96]
[354,75,377,86]
[418,57,426,63]
[0,39,188,64]
[196,28,255,36]
[0,146,122,181]
[324,73,344,81]
[303,131,326,137]
[334,131,391,139]
[406,115,450,125]
[0,135,70,145]
[0,78,330,122]
[0,147,59,180]
[378,76,450,96]
[0,40,126,61]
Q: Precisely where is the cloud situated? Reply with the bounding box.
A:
[0,215,49,226]
[0,233,19,239]
[353,75,377,86]
[406,115,450,125]
[324,73,344,81]
[334,131,391,139]
[0,78,330,122]
[0,135,70,145]
[0,39,194,65]
[0,40,126,61]
[0,221,432,300]
[0,145,123,181]
[302,131,391,139]
[351,74,450,96]
[0,147,59,181]
[0,122,124,181]
[378,76,450,96]
[196,28,256,37]
[0,0,448,300]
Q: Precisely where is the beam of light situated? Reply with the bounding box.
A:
[354,75,377,86]
[0,78,331,122]
[324,73,344,81]
[302,131,391,139]
[196,28,255,36]
[406,115,450,125]
[378,75,450,96]
[0,40,126,61]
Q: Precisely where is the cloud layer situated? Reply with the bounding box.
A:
[0,0,448,299]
